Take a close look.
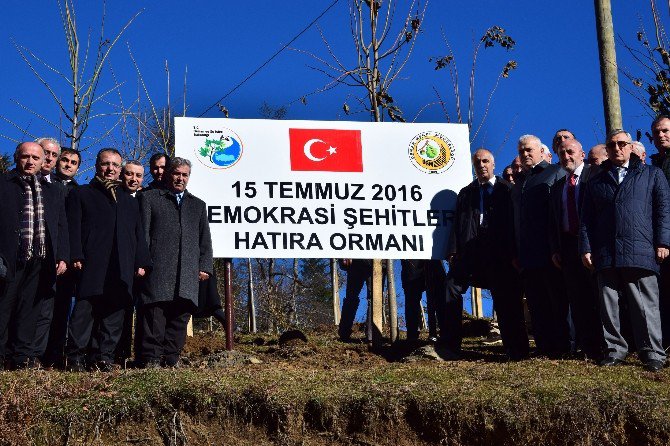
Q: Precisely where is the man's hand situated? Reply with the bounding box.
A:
[199,271,210,281]
[656,247,670,264]
[551,253,562,270]
[581,253,594,271]
[73,261,83,270]
[56,261,67,276]
[135,267,145,277]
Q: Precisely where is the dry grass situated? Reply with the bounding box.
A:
[1,330,669,445]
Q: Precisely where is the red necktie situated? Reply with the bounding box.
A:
[567,174,578,235]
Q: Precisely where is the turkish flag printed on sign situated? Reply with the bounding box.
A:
[289,128,363,172]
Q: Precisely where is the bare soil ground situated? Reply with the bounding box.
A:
[1,325,670,446]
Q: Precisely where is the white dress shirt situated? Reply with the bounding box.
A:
[561,162,584,232]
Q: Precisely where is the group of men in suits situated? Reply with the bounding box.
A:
[445,121,670,372]
[0,142,214,371]
[336,118,670,373]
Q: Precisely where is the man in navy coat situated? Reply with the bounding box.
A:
[65,148,151,371]
[580,129,670,372]
[0,142,69,369]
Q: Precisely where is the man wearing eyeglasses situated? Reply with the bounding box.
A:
[651,115,670,349]
[65,148,151,372]
[580,129,670,372]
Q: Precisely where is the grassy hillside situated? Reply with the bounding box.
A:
[1,330,669,445]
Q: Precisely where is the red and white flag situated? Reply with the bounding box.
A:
[289,128,363,172]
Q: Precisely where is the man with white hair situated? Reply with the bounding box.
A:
[580,129,669,371]
[541,144,553,163]
[632,141,647,164]
[512,134,567,358]
[138,157,213,368]
[35,137,61,183]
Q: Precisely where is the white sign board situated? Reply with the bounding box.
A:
[175,118,471,259]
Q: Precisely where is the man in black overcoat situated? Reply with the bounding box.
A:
[448,148,529,359]
[65,148,151,371]
[38,148,80,368]
[512,134,568,357]
[0,142,69,369]
[549,139,603,360]
[138,157,213,368]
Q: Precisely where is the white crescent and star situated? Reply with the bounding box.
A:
[304,139,337,162]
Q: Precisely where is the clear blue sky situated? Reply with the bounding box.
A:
[0,0,660,169]
[2,1,655,321]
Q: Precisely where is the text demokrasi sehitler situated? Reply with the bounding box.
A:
[207,181,453,252]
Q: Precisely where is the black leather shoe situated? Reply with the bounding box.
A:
[142,359,161,369]
[94,361,116,372]
[66,360,86,372]
[599,357,624,367]
[643,359,665,372]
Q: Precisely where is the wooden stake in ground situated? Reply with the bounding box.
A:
[471,287,483,319]
[224,258,234,350]
[370,259,384,348]
[331,259,341,325]
[186,316,193,337]
[386,259,398,342]
[247,258,257,333]
[594,0,623,132]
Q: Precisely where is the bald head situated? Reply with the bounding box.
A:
[472,148,495,183]
[587,144,607,166]
[14,142,45,176]
[557,139,584,173]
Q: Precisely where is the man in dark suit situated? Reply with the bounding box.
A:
[449,148,528,359]
[549,139,603,360]
[0,142,69,369]
[650,114,670,349]
[512,134,568,357]
[138,157,213,368]
[65,148,151,371]
[113,160,146,365]
[581,129,670,372]
[38,148,80,368]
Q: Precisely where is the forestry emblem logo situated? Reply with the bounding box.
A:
[195,128,243,169]
[408,131,454,174]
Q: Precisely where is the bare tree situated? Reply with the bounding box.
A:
[296,0,428,345]
[422,26,517,146]
[620,0,670,127]
[1,0,142,153]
